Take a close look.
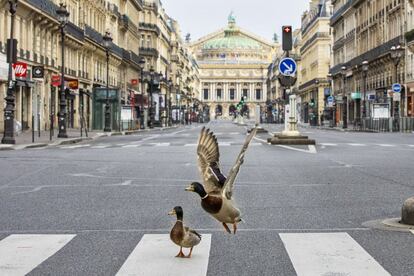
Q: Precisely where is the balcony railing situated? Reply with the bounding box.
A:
[139,22,161,35]
[139,47,159,57]
[330,0,352,26]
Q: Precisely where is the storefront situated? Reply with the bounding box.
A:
[92,87,120,130]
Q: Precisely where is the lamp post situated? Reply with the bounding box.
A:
[362,61,369,119]
[102,31,112,132]
[56,3,70,138]
[341,66,347,129]
[138,58,145,129]
[390,45,404,118]
[2,0,18,144]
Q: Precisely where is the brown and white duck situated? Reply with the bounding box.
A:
[168,206,201,258]
[185,127,257,234]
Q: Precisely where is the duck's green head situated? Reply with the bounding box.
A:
[168,206,183,220]
[185,182,207,198]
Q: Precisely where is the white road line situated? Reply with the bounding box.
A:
[122,145,140,148]
[184,144,198,147]
[60,144,90,149]
[279,232,391,276]
[229,132,240,135]
[218,142,231,146]
[410,230,414,235]
[253,136,270,144]
[408,145,414,148]
[319,143,338,146]
[91,145,109,149]
[348,143,366,146]
[377,144,396,147]
[150,143,170,147]
[250,142,262,146]
[277,145,317,154]
[0,234,75,275]
[116,234,211,276]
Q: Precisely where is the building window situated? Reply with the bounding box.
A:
[217,89,222,100]
[229,89,235,100]
[256,89,261,100]
[243,89,249,100]
[203,89,209,100]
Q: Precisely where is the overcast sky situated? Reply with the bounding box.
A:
[161,0,310,42]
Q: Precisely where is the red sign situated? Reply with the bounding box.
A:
[131,79,138,85]
[51,75,61,87]
[13,62,27,78]
[283,26,291,33]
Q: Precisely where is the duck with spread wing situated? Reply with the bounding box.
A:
[185,127,257,234]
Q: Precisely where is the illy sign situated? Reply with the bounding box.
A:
[13,62,27,78]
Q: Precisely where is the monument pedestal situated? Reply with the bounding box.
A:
[269,95,315,145]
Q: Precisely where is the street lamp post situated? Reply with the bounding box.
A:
[56,3,70,138]
[362,61,369,119]
[148,67,155,128]
[2,0,18,144]
[138,58,145,129]
[341,66,347,129]
[103,31,112,132]
[390,45,404,118]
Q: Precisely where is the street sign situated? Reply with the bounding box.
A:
[392,83,401,93]
[327,96,334,105]
[32,66,44,79]
[279,58,297,76]
[131,79,138,85]
[13,62,27,78]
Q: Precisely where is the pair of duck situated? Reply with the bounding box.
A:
[168,127,257,258]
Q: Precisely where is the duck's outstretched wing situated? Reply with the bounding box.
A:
[222,128,257,199]
[197,127,226,194]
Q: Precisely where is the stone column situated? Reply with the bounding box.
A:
[282,94,300,136]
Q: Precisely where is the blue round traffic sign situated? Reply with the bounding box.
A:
[279,58,297,76]
[392,83,401,93]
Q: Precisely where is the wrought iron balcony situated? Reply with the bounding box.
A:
[139,47,159,57]
[139,22,161,35]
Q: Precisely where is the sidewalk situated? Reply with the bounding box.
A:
[0,125,180,151]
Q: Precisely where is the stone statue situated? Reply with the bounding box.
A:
[228,11,236,24]
[185,33,191,43]
[273,33,279,43]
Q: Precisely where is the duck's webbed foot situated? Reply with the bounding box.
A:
[222,222,231,234]
[175,247,186,258]
[185,247,194,258]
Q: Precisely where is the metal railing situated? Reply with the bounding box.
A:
[360,117,414,133]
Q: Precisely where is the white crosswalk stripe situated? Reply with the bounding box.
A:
[91,145,110,149]
[150,143,170,147]
[116,234,211,276]
[279,232,390,276]
[410,230,414,235]
[0,234,75,276]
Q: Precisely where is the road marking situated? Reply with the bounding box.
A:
[408,145,414,148]
[277,145,317,154]
[253,136,270,144]
[250,142,262,146]
[0,234,75,275]
[279,232,391,276]
[122,145,140,148]
[91,145,109,149]
[218,142,231,146]
[229,132,240,135]
[60,144,90,149]
[377,144,395,147]
[319,143,338,146]
[348,143,366,146]
[116,234,211,276]
[150,143,170,147]
[184,144,198,147]
[410,230,414,235]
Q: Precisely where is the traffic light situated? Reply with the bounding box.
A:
[282,26,292,51]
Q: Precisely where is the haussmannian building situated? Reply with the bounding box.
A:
[330,0,406,127]
[298,0,332,126]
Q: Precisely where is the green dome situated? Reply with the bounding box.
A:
[203,35,260,50]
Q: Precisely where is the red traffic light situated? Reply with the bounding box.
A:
[283,26,292,33]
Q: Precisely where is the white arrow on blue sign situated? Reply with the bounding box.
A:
[392,83,401,93]
[279,57,297,76]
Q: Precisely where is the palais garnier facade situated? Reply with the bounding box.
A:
[189,14,278,119]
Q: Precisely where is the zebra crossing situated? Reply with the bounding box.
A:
[0,232,394,276]
[57,141,264,150]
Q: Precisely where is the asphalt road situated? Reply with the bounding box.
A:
[0,121,413,276]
